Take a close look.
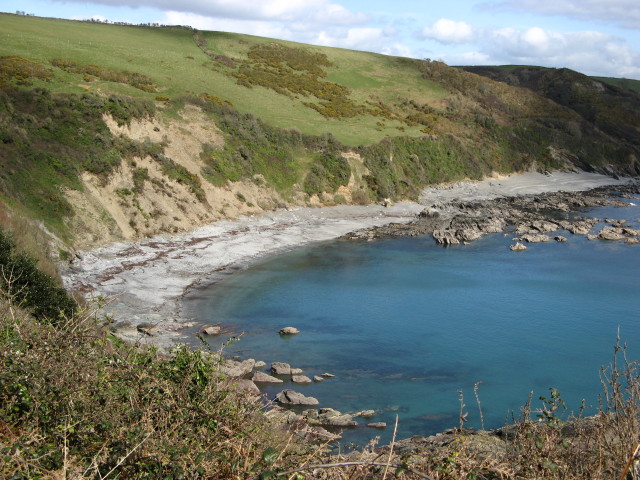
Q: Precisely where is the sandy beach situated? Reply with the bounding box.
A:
[62,171,630,349]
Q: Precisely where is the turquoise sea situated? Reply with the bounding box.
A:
[185,198,640,444]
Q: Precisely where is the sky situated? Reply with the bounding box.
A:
[3,0,640,80]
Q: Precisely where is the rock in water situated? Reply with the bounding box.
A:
[518,234,552,243]
[510,242,527,252]
[275,390,319,406]
[367,422,387,429]
[271,362,292,375]
[292,375,312,384]
[279,326,300,335]
[200,325,221,335]
[252,371,284,383]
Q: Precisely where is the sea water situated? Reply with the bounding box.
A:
[186,199,640,444]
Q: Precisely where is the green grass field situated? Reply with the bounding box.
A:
[0,13,449,146]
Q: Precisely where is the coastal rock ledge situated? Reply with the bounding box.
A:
[275,389,319,406]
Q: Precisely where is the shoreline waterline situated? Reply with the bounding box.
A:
[62,171,631,350]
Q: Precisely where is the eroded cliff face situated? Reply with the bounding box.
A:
[63,104,369,249]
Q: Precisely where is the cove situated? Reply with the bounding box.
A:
[185,201,640,445]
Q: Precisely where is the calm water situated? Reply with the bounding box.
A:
[186,199,640,444]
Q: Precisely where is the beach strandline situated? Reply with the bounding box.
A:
[62,170,630,350]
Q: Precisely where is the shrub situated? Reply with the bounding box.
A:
[0,56,53,86]
[0,228,76,322]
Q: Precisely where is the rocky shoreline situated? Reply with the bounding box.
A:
[345,182,640,248]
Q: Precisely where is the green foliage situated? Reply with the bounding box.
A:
[194,98,307,191]
[537,388,567,427]
[157,154,206,201]
[51,57,158,92]
[132,167,149,193]
[0,86,159,237]
[0,300,281,479]
[358,135,489,200]
[231,43,388,120]
[0,228,76,322]
[104,93,155,126]
[303,151,350,195]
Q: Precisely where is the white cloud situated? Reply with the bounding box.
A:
[485,0,640,29]
[161,11,295,40]
[420,19,474,44]
[381,43,416,58]
[444,25,640,78]
[314,27,392,51]
[55,0,368,25]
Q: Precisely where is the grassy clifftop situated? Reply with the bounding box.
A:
[1,12,639,254]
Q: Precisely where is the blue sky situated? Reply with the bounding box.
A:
[3,0,640,79]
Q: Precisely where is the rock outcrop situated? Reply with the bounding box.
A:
[279,326,300,335]
[275,390,319,406]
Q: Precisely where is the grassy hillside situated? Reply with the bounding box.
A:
[459,65,640,171]
[1,12,639,251]
[0,13,446,146]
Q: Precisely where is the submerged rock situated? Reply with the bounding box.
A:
[200,325,221,335]
[367,422,387,429]
[353,409,376,418]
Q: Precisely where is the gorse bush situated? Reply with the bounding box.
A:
[0,55,53,87]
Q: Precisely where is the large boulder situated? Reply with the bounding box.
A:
[252,371,284,383]
[271,362,292,375]
[200,325,222,336]
[303,408,358,427]
[275,390,319,406]
[219,358,255,378]
[233,379,260,395]
[317,408,357,427]
[292,375,312,384]
[279,326,300,335]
